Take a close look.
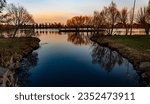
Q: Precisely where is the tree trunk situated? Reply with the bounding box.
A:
[144,24,149,35]
[125,25,128,35]
[110,24,114,35]
[125,28,128,35]
[13,26,19,38]
[145,27,149,35]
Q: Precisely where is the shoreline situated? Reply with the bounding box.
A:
[0,37,40,86]
[90,35,150,77]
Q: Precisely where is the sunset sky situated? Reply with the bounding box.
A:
[8,0,149,23]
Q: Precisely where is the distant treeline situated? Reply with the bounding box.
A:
[0,22,145,30]
[1,0,150,36]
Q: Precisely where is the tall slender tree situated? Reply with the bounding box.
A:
[119,8,129,35]
[137,7,149,35]
[104,1,119,35]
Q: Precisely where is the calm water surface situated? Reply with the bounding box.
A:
[18,30,142,87]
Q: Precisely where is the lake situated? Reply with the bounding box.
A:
[16,29,148,87]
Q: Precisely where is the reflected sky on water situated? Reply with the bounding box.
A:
[16,30,142,87]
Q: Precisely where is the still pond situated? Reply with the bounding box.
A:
[16,30,148,87]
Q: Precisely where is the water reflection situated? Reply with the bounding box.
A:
[0,29,150,87]
[91,43,124,72]
[0,30,13,37]
[90,43,150,86]
[67,32,91,45]
[0,29,39,38]
[17,30,150,86]
[36,29,59,35]
[17,52,39,86]
[19,29,39,37]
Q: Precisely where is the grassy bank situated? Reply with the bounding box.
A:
[91,35,150,77]
[110,35,150,50]
[0,37,40,68]
[0,37,40,86]
[0,37,39,48]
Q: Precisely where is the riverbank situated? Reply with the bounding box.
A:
[91,35,150,77]
[0,37,40,86]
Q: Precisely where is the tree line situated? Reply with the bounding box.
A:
[1,0,150,36]
[66,1,150,35]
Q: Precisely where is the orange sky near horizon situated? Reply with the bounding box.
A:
[33,12,77,24]
[8,0,149,24]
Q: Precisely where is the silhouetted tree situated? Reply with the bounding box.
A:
[137,7,149,35]
[93,11,105,29]
[67,16,92,27]
[119,8,129,35]
[44,23,46,28]
[99,2,119,35]
[0,0,8,24]
[107,1,119,35]
[7,4,35,37]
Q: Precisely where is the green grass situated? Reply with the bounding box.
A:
[0,37,37,48]
[0,38,16,48]
[110,35,150,49]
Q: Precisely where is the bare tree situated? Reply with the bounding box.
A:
[0,0,6,24]
[103,1,119,35]
[137,7,149,35]
[137,0,150,35]
[119,8,129,35]
[0,0,6,13]
[67,16,92,27]
[93,11,106,29]
[130,0,136,35]
[7,4,35,37]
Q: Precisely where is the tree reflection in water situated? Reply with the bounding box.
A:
[19,29,39,37]
[91,43,150,86]
[0,29,39,38]
[91,43,124,72]
[16,52,38,86]
[67,32,91,45]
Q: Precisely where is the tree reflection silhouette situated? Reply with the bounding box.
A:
[91,43,150,86]
[91,43,123,72]
[0,29,39,38]
[67,32,91,45]
[19,29,39,37]
[16,52,39,86]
